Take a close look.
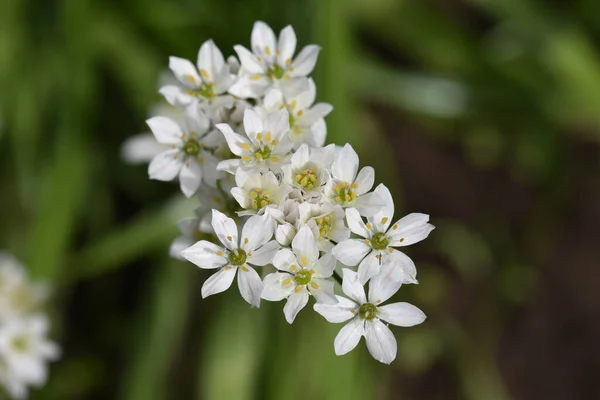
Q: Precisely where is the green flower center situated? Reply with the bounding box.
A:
[288,112,296,127]
[228,249,247,266]
[371,232,389,251]
[295,168,318,190]
[11,336,29,352]
[183,139,201,156]
[267,64,285,80]
[187,83,216,99]
[314,214,332,238]
[294,269,312,285]
[359,303,378,321]
[254,146,272,160]
[334,182,357,204]
[249,188,272,209]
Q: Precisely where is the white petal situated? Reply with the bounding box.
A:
[146,116,182,144]
[272,248,298,272]
[283,288,310,323]
[148,149,182,181]
[277,25,297,66]
[368,261,402,304]
[263,108,290,140]
[201,267,237,298]
[241,213,276,251]
[314,295,358,323]
[228,74,270,99]
[159,85,193,108]
[216,123,251,156]
[294,78,317,110]
[357,251,381,284]
[121,133,167,165]
[261,272,295,301]
[309,278,337,305]
[354,192,386,217]
[331,143,358,182]
[243,108,263,138]
[377,302,426,327]
[365,319,397,364]
[263,88,284,112]
[184,104,210,135]
[331,239,371,266]
[341,268,367,304]
[197,39,225,84]
[290,45,321,76]
[308,118,327,147]
[388,213,435,246]
[251,21,277,64]
[237,265,263,307]
[280,77,309,99]
[169,56,201,87]
[211,209,239,250]
[181,240,227,269]
[388,250,418,284]
[179,160,203,197]
[169,236,194,260]
[301,103,333,123]
[314,253,336,277]
[230,187,251,208]
[334,317,365,356]
[275,223,296,246]
[217,159,241,175]
[291,225,319,268]
[369,184,394,232]
[353,167,375,195]
[233,45,264,74]
[345,207,370,238]
[247,240,280,266]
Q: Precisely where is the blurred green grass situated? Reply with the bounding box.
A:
[1,0,599,399]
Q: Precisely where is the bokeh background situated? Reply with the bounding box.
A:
[1,0,600,399]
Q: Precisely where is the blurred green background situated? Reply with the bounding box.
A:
[1,0,600,399]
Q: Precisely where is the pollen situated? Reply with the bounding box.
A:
[250,75,262,81]
[295,286,302,293]
[276,49,281,56]
[241,143,251,150]
[309,268,316,275]
[241,156,252,162]
[381,217,389,225]
[225,266,232,270]
[265,131,272,142]
[265,46,271,56]
[282,278,292,286]
[392,224,398,230]
[400,238,404,242]
[200,69,209,78]
[366,223,372,230]
[289,100,297,110]
[297,110,303,117]
[244,238,249,245]
[300,256,308,266]
[285,58,292,65]
[186,74,196,83]
[256,132,263,141]
[226,236,232,241]
[216,251,224,257]
[290,264,298,272]
[310,282,319,290]
[241,266,249,272]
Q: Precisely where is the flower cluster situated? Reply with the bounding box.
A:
[125,21,434,364]
[0,253,60,399]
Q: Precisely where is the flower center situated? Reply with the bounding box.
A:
[371,232,389,250]
[267,64,285,80]
[254,146,272,160]
[187,83,216,99]
[288,112,295,127]
[10,335,29,352]
[294,269,312,285]
[359,303,378,321]
[295,168,318,190]
[249,188,272,209]
[314,214,332,238]
[183,139,201,156]
[228,249,247,266]
[334,182,357,204]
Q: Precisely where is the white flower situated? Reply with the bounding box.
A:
[169,209,215,261]
[297,203,350,252]
[216,108,293,174]
[262,226,337,323]
[332,184,435,283]
[229,169,290,217]
[146,105,223,197]
[260,79,332,148]
[0,254,49,322]
[323,144,383,216]
[159,40,235,117]
[281,144,334,199]
[181,210,280,307]
[0,315,60,399]
[314,267,425,364]
[229,22,320,99]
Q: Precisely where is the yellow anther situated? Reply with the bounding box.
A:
[388,248,394,253]
[293,127,302,134]
[200,69,209,78]
[249,191,258,199]
[351,183,358,189]
[271,156,280,163]
[197,156,205,164]
[310,282,319,290]
[295,174,303,181]
[294,286,302,293]
[376,299,382,304]
[381,217,389,225]
[225,266,232,270]
[241,143,251,150]
[186,74,196,83]
[297,110,303,117]
[300,256,308,266]
[241,266,249,272]
[255,153,263,160]
[242,156,252,162]
[216,251,224,257]
[366,223,372,230]
[265,131,272,142]
[350,309,357,314]
[271,139,278,145]
[400,238,405,242]
[392,224,398,230]
[290,100,297,110]
[282,278,292,286]
[265,46,271,56]
[309,268,316,275]
[244,238,249,245]
[364,239,371,245]
[276,50,281,56]
[260,199,269,207]
[226,236,232,241]
[250,75,262,81]
[256,132,263,141]
[285,58,292,65]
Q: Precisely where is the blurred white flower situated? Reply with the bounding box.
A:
[314,267,426,364]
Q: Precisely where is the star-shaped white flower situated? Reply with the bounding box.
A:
[0,315,60,399]
[314,267,426,364]
[323,144,384,216]
[216,108,293,174]
[169,208,215,261]
[182,210,280,307]
[159,40,235,118]
[297,202,350,252]
[332,184,435,283]
[281,143,334,200]
[229,22,320,99]
[146,105,223,197]
[262,226,337,323]
[230,168,290,217]
[259,79,332,148]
